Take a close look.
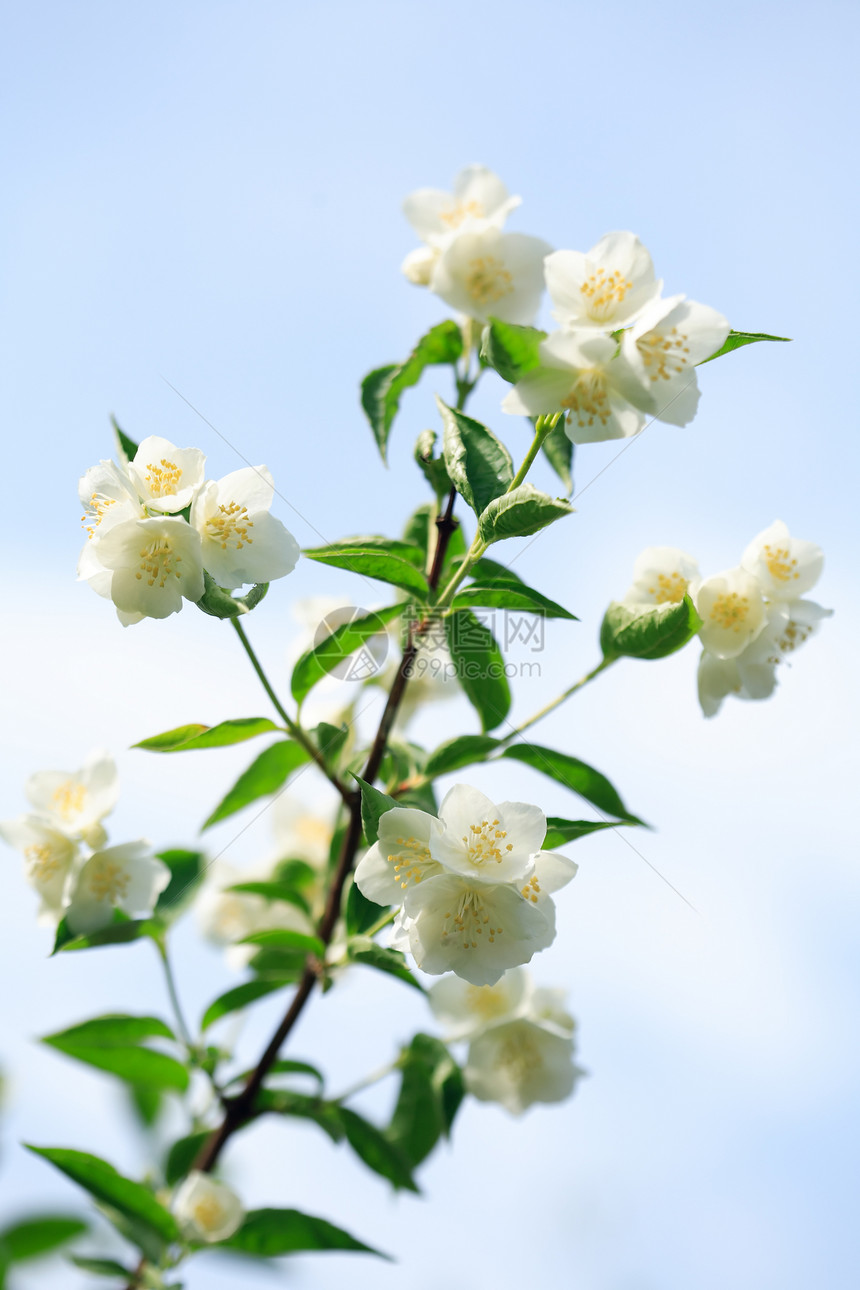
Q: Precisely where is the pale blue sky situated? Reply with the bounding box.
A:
[2,3,859,1288]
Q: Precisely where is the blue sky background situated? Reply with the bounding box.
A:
[2,2,859,1287]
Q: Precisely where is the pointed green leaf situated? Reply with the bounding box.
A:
[353,775,399,845]
[220,1207,388,1258]
[444,611,511,732]
[414,428,453,500]
[226,881,310,916]
[41,1025,188,1092]
[154,849,205,920]
[52,912,160,955]
[425,734,501,778]
[478,483,573,543]
[338,1108,419,1192]
[25,1148,179,1244]
[200,978,289,1032]
[438,398,513,517]
[70,1255,132,1276]
[303,543,430,598]
[480,319,547,384]
[600,594,702,661]
[163,1132,210,1186]
[543,817,624,848]
[134,718,280,753]
[698,329,791,364]
[254,1091,344,1142]
[541,418,574,494]
[503,744,643,824]
[291,604,402,704]
[345,880,387,937]
[111,415,138,464]
[347,940,425,993]
[240,929,324,956]
[42,1015,174,1047]
[361,321,464,461]
[202,740,310,829]
[452,580,576,619]
[388,1033,464,1167]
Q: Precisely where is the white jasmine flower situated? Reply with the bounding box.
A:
[428,968,530,1040]
[127,436,206,513]
[464,1015,583,1115]
[65,841,170,935]
[545,231,662,331]
[620,295,730,425]
[691,567,768,660]
[0,814,78,925]
[93,515,205,621]
[25,749,119,849]
[622,546,700,608]
[190,466,299,591]
[400,245,440,286]
[271,797,333,869]
[431,226,552,325]
[353,807,444,907]
[502,331,648,443]
[404,164,521,248]
[78,460,144,542]
[173,1172,244,1243]
[740,520,825,601]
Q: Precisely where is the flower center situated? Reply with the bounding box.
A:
[497,1027,543,1080]
[52,780,86,820]
[466,983,513,1021]
[648,572,689,604]
[460,819,514,867]
[25,843,61,883]
[88,860,131,903]
[440,199,484,229]
[387,835,433,891]
[205,500,254,550]
[465,256,513,307]
[580,267,634,322]
[442,889,503,949]
[561,369,611,429]
[135,540,183,588]
[520,874,541,904]
[144,457,182,498]
[763,543,799,583]
[637,326,691,381]
[710,592,750,631]
[192,1197,225,1233]
[81,493,118,538]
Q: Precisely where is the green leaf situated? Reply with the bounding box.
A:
[479,319,547,384]
[503,744,643,824]
[478,482,573,543]
[425,734,501,777]
[0,1216,87,1265]
[200,978,289,1032]
[414,428,452,501]
[128,1082,162,1128]
[254,1091,344,1142]
[240,929,325,956]
[226,880,310,916]
[291,604,402,705]
[353,775,399,845]
[452,580,576,619]
[220,1207,387,1258]
[404,504,466,569]
[154,849,205,920]
[195,570,269,619]
[541,418,574,494]
[25,1148,179,1244]
[543,817,623,848]
[163,1132,210,1186]
[345,880,387,937]
[438,398,513,517]
[70,1255,132,1276]
[202,740,310,829]
[698,329,791,365]
[248,948,307,979]
[464,555,525,585]
[444,611,511,732]
[313,721,350,769]
[240,1058,324,1089]
[361,321,464,462]
[52,912,160,955]
[388,1033,464,1167]
[347,940,426,993]
[303,542,430,598]
[41,1016,188,1093]
[134,717,280,752]
[600,594,703,662]
[110,415,138,464]
[338,1108,418,1192]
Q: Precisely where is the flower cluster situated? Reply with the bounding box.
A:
[402,165,730,446]
[428,968,584,1115]
[78,435,299,624]
[0,751,169,932]
[620,520,831,715]
[354,784,577,987]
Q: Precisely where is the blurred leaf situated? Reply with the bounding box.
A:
[25,1147,179,1244]
[338,1108,418,1192]
[154,849,205,920]
[345,880,387,937]
[134,718,280,753]
[0,1216,87,1265]
[163,1132,210,1186]
[52,912,161,955]
[220,1207,387,1258]
[347,940,425,993]
[70,1255,132,1276]
[200,978,290,1032]
[388,1034,464,1167]
[239,929,324,957]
